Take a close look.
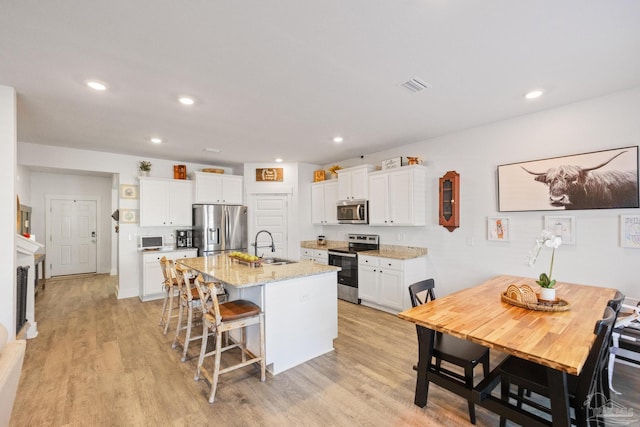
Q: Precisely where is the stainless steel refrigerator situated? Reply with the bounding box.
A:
[192,204,248,256]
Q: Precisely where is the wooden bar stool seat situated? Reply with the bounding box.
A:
[193,274,266,403]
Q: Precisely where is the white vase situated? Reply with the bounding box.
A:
[139,171,149,177]
[539,287,556,301]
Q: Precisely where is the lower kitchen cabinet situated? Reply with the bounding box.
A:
[140,249,197,301]
[300,247,328,265]
[358,254,427,313]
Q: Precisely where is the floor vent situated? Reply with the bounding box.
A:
[401,77,431,93]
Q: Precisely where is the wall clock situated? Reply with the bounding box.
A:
[439,171,460,232]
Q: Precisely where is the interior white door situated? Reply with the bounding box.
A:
[50,199,97,276]
[249,195,288,258]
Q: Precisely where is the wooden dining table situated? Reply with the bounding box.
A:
[398,275,618,427]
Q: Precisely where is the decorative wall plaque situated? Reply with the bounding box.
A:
[256,168,284,182]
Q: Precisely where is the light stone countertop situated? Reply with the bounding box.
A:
[300,240,346,250]
[300,240,427,260]
[178,254,340,288]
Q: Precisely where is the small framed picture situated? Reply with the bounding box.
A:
[488,217,510,241]
[313,170,326,182]
[620,215,640,248]
[119,209,139,224]
[120,184,139,200]
[544,216,576,245]
[381,157,402,170]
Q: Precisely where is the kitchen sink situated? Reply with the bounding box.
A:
[260,257,298,265]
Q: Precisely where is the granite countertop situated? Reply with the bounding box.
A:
[138,246,197,253]
[300,240,346,250]
[300,240,427,260]
[359,245,428,260]
[178,254,340,288]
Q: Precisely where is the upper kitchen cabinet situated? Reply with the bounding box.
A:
[190,171,243,205]
[311,180,339,225]
[139,177,193,227]
[368,165,427,226]
[337,165,375,201]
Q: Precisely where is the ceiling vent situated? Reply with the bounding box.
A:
[401,77,431,93]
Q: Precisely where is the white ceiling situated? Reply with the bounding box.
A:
[2,1,640,168]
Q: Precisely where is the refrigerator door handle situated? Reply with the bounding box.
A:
[208,227,219,245]
[224,207,230,250]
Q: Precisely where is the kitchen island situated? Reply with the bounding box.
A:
[178,254,340,375]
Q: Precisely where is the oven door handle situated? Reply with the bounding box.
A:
[329,251,357,258]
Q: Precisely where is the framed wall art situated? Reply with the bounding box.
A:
[544,215,576,245]
[381,157,402,170]
[497,146,638,212]
[119,184,139,199]
[487,217,510,241]
[620,215,640,248]
[119,209,139,224]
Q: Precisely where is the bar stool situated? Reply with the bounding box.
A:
[158,256,179,335]
[193,274,266,403]
[171,262,206,362]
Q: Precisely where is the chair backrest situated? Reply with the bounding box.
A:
[575,305,616,405]
[174,264,193,302]
[159,256,172,286]
[408,279,437,308]
[194,274,222,325]
[608,290,625,321]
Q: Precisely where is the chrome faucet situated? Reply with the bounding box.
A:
[252,229,276,257]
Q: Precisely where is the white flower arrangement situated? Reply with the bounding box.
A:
[527,230,562,288]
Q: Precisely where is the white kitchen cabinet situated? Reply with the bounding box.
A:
[139,178,193,227]
[311,181,338,225]
[190,171,243,205]
[337,165,375,201]
[140,249,197,301]
[368,165,427,226]
[358,254,427,313]
[300,247,328,264]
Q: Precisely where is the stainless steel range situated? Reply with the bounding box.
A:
[328,234,380,304]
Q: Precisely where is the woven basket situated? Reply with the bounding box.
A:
[501,287,570,312]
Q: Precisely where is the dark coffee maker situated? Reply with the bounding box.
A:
[176,229,193,248]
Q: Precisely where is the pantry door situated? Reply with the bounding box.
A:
[248,194,288,259]
[48,197,98,276]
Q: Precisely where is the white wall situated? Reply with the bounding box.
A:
[18,142,237,299]
[319,87,640,298]
[0,86,17,337]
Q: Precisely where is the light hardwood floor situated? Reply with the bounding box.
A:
[11,274,640,426]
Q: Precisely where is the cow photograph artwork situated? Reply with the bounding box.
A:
[498,146,639,212]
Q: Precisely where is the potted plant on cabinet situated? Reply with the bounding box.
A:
[138,161,152,177]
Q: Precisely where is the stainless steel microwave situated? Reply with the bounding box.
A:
[337,200,368,224]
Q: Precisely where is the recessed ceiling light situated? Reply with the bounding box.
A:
[333,136,344,143]
[524,90,544,100]
[275,158,283,163]
[150,137,162,144]
[86,80,108,91]
[179,96,195,105]
[203,148,221,153]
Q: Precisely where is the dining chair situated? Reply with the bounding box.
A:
[171,262,206,362]
[159,256,180,335]
[408,279,491,425]
[608,294,640,394]
[193,274,266,403]
[497,303,618,427]
[601,290,624,399]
